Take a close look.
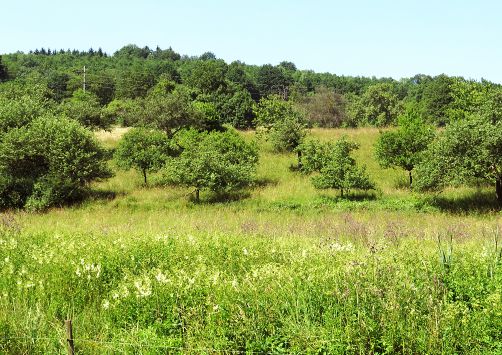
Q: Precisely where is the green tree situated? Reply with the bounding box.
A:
[348,83,402,126]
[375,112,435,187]
[0,116,111,209]
[0,55,7,82]
[296,138,336,174]
[102,98,142,127]
[115,128,170,184]
[415,117,502,205]
[139,87,202,137]
[254,95,307,165]
[163,129,258,201]
[181,60,227,94]
[420,74,455,126]
[312,137,375,197]
[256,64,291,98]
[60,89,111,130]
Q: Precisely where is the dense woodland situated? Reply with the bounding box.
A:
[0,44,501,209]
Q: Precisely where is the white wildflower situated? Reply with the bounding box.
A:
[134,277,152,298]
[155,270,169,284]
[102,299,110,310]
[329,242,354,252]
[211,272,220,285]
[243,248,249,256]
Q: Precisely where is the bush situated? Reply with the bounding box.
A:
[0,116,112,209]
[59,89,112,130]
[375,112,435,187]
[308,137,375,197]
[162,129,258,201]
[115,128,171,185]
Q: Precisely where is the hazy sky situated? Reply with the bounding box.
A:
[2,0,501,82]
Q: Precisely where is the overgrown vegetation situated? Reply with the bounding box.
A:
[0,45,502,353]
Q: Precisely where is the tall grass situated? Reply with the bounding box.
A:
[0,127,501,353]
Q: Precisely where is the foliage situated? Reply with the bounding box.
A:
[375,112,435,186]
[254,95,307,153]
[296,137,337,174]
[114,128,171,184]
[348,83,402,126]
[256,64,291,98]
[420,74,456,126]
[139,87,202,137]
[415,116,502,204]
[0,94,52,133]
[0,116,111,209]
[59,89,111,130]
[312,137,375,196]
[180,59,227,94]
[162,129,258,201]
[0,55,7,82]
[102,98,142,127]
[219,88,255,129]
[296,86,348,127]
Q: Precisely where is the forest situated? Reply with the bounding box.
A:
[0,45,501,354]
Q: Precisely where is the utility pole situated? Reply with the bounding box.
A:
[83,66,86,92]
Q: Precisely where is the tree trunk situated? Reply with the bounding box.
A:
[143,169,147,185]
[496,179,502,206]
[340,188,344,198]
[195,188,200,202]
[297,150,302,169]
[409,170,413,188]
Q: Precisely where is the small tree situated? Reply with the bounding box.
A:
[296,137,336,174]
[139,87,202,137]
[310,137,375,197]
[415,116,502,205]
[375,112,435,187]
[114,128,171,185]
[254,95,306,166]
[163,129,258,201]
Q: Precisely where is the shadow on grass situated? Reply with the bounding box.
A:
[318,191,378,203]
[425,191,501,214]
[252,177,279,188]
[188,190,252,204]
[85,189,124,202]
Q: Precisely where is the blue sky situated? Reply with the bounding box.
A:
[2,0,502,82]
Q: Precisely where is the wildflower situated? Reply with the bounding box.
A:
[134,277,152,298]
[243,248,249,256]
[155,270,169,284]
[102,299,110,310]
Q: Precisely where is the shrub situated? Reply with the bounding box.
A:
[309,137,375,197]
[375,112,435,187]
[0,116,112,209]
[162,129,258,201]
[115,128,171,185]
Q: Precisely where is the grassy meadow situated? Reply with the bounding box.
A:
[1,128,501,354]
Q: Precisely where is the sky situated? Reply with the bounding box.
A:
[2,0,502,83]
